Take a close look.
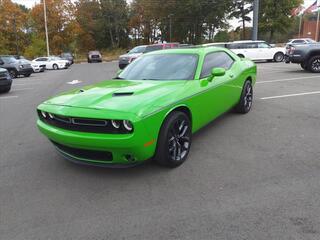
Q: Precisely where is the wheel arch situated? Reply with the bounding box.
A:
[166,105,192,123]
[307,50,320,59]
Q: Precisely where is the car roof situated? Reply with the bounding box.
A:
[145,46,228,56]
[232,40,265,43]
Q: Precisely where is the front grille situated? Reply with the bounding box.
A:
[91,55,100,58]
[52,141,113,161]
[37,110,131,134]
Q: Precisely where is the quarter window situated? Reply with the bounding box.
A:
[200,52,234,78]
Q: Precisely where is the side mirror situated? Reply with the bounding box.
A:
[207,67,225,82]
[212,67,226,77]
[126,50,130,53]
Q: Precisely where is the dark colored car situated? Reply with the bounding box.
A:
[87,51,102,63]
[285,43,320,72]
[0,67,12,93]
[118,43,180,69]
[0,55,33,78]
[60,52,74,64]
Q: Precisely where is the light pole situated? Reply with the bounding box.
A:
[43,0,50,56]
[252,0,259,41]
[168,14,174,42]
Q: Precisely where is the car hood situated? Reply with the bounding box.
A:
[43,80,187,117]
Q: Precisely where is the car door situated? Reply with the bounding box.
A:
[257,42,274,60]
[194,51,237,126]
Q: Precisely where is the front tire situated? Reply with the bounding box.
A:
[300,62,308,71]
[308,55,320,73]
[9,69,17,78]
[0,86,11,93]
[154,111,192,168]
[53,64,59,70]
[235,80,253,114]
[274,52,284,62]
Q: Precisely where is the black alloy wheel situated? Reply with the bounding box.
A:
[154,111,192,168]
[235,80,253,114]
[308,56,320,73]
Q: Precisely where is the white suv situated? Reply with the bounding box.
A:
[227,40,285,62]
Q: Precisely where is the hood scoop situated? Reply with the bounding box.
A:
[112,92,134,97]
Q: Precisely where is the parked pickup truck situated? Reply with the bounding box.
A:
[285,43,320,73]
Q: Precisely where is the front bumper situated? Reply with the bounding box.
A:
[17,68,33,75]
[284,54,304,64]
[0,78,12,89]
[37,118,156,166]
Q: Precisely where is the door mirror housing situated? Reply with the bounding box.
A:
[207,67,226,82]
[212,67,226,77]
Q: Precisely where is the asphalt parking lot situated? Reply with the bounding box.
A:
[1,61,320,240]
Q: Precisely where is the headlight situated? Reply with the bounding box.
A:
[111,120,121,129]
[41,111,47,118]
[123,120,133,131]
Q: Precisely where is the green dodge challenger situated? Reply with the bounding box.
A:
[37,47,256,168]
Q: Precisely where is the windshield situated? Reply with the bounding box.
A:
[1,56,17,63]
[118,54,198,80]
[145,45,163,53]
[306,39,317,43]
[128,46,146,54]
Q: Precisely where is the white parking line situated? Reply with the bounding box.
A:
[257,76,320,84]
[261,91,320,100]
[0,95,18,100]
[12,88,33,91]
[13,82,42,86]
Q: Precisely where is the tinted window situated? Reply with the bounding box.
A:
[119,54,198,80]
[145,45,163,53]
[200,52,234,78]
[1,56,17,63]
[292,40,306,44]
[36,58,47,61]
[243,42,258,48]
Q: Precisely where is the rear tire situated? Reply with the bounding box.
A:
[273,52,284,62]
[154,111,192,168]
[308,55,320,73]
[235,80,253,114]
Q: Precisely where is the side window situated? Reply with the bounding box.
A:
[245,43,258,48]
[200,52,234,78]
[292,40,304,44]
[257,42,270,48]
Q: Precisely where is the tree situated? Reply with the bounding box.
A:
[229,0,253,39]
[0,0,29,54]
[259,0,303,42]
